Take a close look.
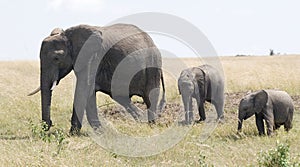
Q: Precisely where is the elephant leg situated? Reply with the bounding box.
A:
[70,73,93,135]
[198,101,206,121]
[284,108,293,132]
[263,108,275,136]
[86,92,101,129]
[274,123,280,130]
[211,100,224,123]
[255,113,265,135]
[144,88,160,123]
[284,122,292,132]
[212,100,225,120]
[114,96,141,121]
[70,105,84,135]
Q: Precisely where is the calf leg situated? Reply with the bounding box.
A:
[284,108,294,132]
[284,122,292,132]
[198,101,206,121]
[212,100,225,121]
[274,123,281,130]
[255,113,265,135]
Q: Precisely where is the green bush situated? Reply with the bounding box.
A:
[29,120,66,154]
[258,141,300,167]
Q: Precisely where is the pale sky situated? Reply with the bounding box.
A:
[1,0,299,60]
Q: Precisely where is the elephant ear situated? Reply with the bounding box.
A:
[193,68,205,102]
[253,90,268,113]
[178,86,181,95]
[177,78,182,95]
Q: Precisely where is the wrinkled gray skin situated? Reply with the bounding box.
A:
[30,24,166,134]
[238,90,294,136]
[178,65,224,124]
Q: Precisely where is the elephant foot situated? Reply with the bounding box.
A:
[42,120,53,131]
[185,111,193,125]
[185,120,193,125]
[147,109,158,124]
[148,119,156,125]
[195,118,206,124]
[69,126,81,136]
[93,126,104,135]
[267,131,276,137]
[217,117,225,124]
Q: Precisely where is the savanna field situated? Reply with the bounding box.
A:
[0,55,300,166]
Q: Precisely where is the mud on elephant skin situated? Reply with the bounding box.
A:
[28,24,166,134]
[237,89,294,136]
[177,64,225,124]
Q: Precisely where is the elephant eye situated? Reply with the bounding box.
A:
[53,56,59,61]
[53,56,60,63]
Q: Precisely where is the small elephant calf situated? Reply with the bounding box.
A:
[238,90,294,136]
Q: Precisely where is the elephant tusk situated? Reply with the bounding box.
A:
[238,119,242,123]
[27,86,41,96]
[50,80,57,91]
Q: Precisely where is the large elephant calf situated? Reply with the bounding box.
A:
[177,64,225,124]
[238,90,294,136]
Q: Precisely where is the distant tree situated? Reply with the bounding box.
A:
[269,49,274,56]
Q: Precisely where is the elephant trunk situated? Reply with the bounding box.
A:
[41,77,53,129]
[182,93,193,124]
[182,93,191,112]
[40,67,58,130]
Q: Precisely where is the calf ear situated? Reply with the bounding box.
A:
[177,79,182,94]
[254,90,268,113]
[178,86,181,95]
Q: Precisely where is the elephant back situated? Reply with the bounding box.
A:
[95,24,162,97]
[265,90,293,105]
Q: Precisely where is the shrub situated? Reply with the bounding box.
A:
[258,141,300,167]
[29,119,66,154]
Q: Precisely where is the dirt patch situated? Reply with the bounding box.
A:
[98,92,300,123]
[224,92,245,112]
[99,102,183,127]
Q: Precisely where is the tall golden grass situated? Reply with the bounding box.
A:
[0,55,299,166]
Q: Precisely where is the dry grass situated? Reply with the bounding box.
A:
[0,55,299,166]
[221,55,300,95]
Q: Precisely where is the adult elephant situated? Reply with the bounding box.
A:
[237,90,294,136]
[29,24,166,134]
[177,64,224,124]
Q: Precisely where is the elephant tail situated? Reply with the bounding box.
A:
[158,71,166,112]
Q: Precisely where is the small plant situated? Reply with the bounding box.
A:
[258,141,300,167]
[29,120,50,142]
[29,119,66,154]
